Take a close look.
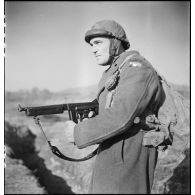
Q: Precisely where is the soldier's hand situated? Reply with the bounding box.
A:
[88,111,96,118]
[82,111,96,121]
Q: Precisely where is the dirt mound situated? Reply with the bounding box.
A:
[5,121,73,194]
[5,155,46,194]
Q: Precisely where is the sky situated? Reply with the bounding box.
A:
[5,1,190,92]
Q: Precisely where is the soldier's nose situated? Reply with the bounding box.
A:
[91,45,98,54]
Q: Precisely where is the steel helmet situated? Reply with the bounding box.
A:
[85,20,130,50]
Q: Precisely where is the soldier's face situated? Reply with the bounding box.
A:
[90,37,111,66]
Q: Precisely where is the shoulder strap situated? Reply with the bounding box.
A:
[118,52,140,72]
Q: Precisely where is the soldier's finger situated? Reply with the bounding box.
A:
[88,111,95,118]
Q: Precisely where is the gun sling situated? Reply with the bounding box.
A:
[34,116,98,162]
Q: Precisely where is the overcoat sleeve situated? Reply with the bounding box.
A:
[74,64,161,148]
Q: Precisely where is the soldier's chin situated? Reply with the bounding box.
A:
[96,59,109,66]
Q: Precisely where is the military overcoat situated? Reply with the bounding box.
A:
[74,50,165,194]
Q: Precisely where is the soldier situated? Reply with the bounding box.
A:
[65,20,165,194]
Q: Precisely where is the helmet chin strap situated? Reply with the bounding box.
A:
[108,38,123,64]
[110,38,122,56]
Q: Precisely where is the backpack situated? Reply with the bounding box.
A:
[144,74,190,194]
[158,75,189,154]
[142,74,190,156]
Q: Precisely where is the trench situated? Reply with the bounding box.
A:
[5,121,74,194]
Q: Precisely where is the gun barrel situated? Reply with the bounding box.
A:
[17,104,68,116]
[18,104,26,112]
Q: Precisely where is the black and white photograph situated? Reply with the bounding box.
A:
[4,1,190,194]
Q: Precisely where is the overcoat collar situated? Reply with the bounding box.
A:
[104,50,139,75]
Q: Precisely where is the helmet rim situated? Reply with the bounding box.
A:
[85,29,115,42]
[85,29,130,50]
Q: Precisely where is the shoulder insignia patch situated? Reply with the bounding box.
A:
[129,61,142,67]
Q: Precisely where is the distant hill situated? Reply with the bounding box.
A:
[170,83,190,99]
[5,82,190,103]
[5,84,98,106]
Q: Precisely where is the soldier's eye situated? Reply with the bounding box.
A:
[94,41,102,45]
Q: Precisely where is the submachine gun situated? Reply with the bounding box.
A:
[18,99,99,162]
